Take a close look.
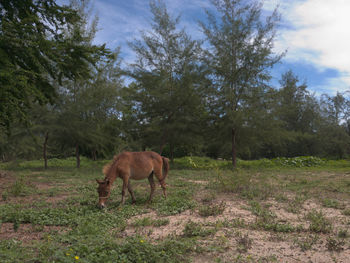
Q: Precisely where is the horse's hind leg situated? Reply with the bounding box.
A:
[127,181,136,204]
[154,167,167,199]
[159,180,167,199]
[147,173,156,203]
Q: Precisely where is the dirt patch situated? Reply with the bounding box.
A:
[123,190,350,263]
[0,223,68,244]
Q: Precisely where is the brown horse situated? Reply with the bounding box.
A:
[96,151,169,208]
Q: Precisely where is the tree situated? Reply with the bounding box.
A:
[319,92,350,158]
[49,0,122,168]
[200,0,284,167]
[0,0,108,132]
[128,0,206,158]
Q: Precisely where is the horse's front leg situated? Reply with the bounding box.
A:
[121,177,128,205]
[127,181,136,204]
[147,173,156,203]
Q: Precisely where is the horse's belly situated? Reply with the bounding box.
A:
[129,167,153,180]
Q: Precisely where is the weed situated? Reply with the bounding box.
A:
[230,218,246,228]
[153,218,170,227]
[337,228,348,239]
[306,210,332,233]
[13,219,20,232]
[156,190,196,216]
[201,192,217,203]
[8,177,35,197]
[183,220,216,237]
[342,208,350,216]
[286,194,308,213]
[275,193,289,202]
[198,201,226,217]
[249,201,275,224]
[326,237,345,252]
[2,191,8,201]
[322,198,345,209]
[213,170,274,200]
[293,234,318,251]
[132,217,169,227]
[235,232,252,253]
[132,217,153,227]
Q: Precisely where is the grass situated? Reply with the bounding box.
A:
[198,201,226,217]
[1,156,350,262]
[306,210,333,234]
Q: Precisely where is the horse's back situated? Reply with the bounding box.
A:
[116,151,162,180]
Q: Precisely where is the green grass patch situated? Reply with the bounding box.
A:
[306,210,333,234]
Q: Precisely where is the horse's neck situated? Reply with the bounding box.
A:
[105,170,117,184]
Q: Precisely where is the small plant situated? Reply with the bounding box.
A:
[13,219,20,232]
[342,208,350,216]
[8,177,35,197]
[201,192,216,203]
[198,202,226,217]
[337,228,348,239]
[235,232,252,253]
[294,235,318,251]
[326,237,345,252]
[153,218,170,227]
[306,210,332,234]
[286,194,307,214]
[183,220,215,237]
[132,217,153,227]
[322,198,344,209]
[2,191,8,201]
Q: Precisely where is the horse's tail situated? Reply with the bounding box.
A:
[162,157,169,181]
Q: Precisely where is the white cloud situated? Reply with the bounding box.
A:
[274,0,350,90]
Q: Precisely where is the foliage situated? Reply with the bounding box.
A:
[200,0,284,167]
[306,210,332,234]
[0,0,109,131]
[183,220,216,237]
[326,236,345,252]
[273,156,325,167]
[198,202,226,217]
[128,0,206,156]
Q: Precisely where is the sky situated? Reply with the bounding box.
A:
[72,0,350,96]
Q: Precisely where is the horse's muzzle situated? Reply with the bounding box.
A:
[98,203,106,209]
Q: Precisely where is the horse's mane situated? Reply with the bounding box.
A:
[102,155,118,177]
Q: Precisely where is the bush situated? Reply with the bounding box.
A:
[273,156,325,167]
[198,202,226,217]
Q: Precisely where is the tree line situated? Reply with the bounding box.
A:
[1,0,350,168]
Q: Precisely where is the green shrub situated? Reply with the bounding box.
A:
[326,237,345,252]
[322,198,345,209]
[183,221,215,237]
[306,210,332,233]
[198,202,226,217]
[273,156,325,167]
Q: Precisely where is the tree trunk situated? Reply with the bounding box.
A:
[76,144,80,168]
[170,143,174,163]
[43,131,49,169]
[92,149,97,161]
[231,128,237,168]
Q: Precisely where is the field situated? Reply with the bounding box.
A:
[1,157,350,263]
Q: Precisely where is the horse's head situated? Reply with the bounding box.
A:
[96,179,111,208]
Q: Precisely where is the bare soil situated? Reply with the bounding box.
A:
[124,191,350,263]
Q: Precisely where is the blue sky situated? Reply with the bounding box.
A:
[74,0,350,96]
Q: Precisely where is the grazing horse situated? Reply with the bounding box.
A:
[96,151,169,208]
